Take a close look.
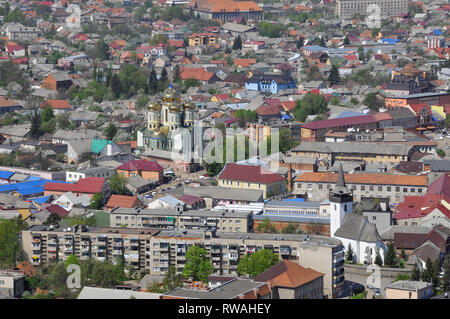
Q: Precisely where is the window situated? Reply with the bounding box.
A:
[396,187,400,192]
[378,186,382,191]
[387,186,391,192]
[411,188,415,193]
[418,189,422,193]
[361,186,365,191]
[373,216,376,220]
[403,188,407,193]
[369,186,374,191]
[319,184,323,190]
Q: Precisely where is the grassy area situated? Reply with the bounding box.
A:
[93,211,110,227]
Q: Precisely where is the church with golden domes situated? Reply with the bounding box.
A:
[137,85,197,151]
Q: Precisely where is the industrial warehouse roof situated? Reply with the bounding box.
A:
[292,141,414,156]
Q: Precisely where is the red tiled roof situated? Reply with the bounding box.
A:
[41,203,70,218]
[302,115,377,130]
[41,99,72,109]
[106,195,140,208]
[256,103,281,116]
[177,195,203,205]
[254,260,324,288]
[116,160,164,172]
[44,177,106,194]
[427,173,450,197]
[0,96,20,107]
[218,163,285,184]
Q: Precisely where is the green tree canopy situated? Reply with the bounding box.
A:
[293,93,327,122]
[182,246,213,282]
[108,173,132,196]
[90,193,105,210]
[238,249,280,278]
[0,219,26,268]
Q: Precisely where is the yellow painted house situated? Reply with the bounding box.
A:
[218,163,286,199]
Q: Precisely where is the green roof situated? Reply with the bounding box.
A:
[91,138,113,154]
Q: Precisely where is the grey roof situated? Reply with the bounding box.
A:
[0,124,31,138]
[334,214,381,242]
[386,280,431,291]
[264,200,320,209]
[77,286,161,299]
[292,141,414,156]
[422,160,450,172]
[126,175,157,188]
[380,225,431,241]
[183,186,264,202]
[413,240,441,263]
[163,278,265,299]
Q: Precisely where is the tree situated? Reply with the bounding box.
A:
[0,219,26,268]
[173,64,181,83]
[328,65,340,85]
[136,94,150,110]
[293,93,327,122]
[162,266,183,291]
[358,46,365,61]
[363,92,383,111]
[30,107,41,139]
[65,254,80,269]
[111,73,121,98]
[257,217,276,233]
[44,213,62,226]
[158,67,168,91]
[384,242,397,267]
[108,173,132,195]
[296,37,304,49]
[431,260,440,294]
[421,258,433,283]
[56,112,71,129]
[182,246,213,282]
[411,264,421,281]
[345,244,354,263]
[238,249,280,278]
[235,109,258,127]
[104,123,118,140]
[343,35,350,45]
[95,38,110,60]
[148,69,158,94]
[281,223,297,234]
[441,256,450,292]
[41,105,55,123]
[374,251,383,267]
[90,193,105,209]
[232,35,242,50]
[437,149,446,158]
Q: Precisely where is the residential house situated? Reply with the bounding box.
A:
[217,163,286,199]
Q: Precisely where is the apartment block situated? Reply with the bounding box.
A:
[335,0,408,19]
[21,226,344,298]
[109,207,253,233]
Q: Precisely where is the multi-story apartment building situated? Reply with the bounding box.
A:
[22,226,344,298]
[294,172,428,204]
[109,208,253,233]
[22,225,158,271]
[188,33,218,46]
[335,0,408,19]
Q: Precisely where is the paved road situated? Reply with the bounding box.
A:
[344,273,395,299]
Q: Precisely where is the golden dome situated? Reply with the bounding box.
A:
[162,86,179,101]
[401,63,420,77]
[183,101,196,110]
[148,101,161,110]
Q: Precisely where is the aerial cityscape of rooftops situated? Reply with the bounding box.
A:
[0,0,449,302]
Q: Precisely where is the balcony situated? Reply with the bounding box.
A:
[280,247,291,255]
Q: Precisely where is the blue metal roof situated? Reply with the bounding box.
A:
[0,179,67,194]
[336,110,364,119]
[381,39,399,44]
[15,186,44,196]
[0,171,14,180]
[29,195,52,204]
[433,29,443,35]
[283,198,305,202]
